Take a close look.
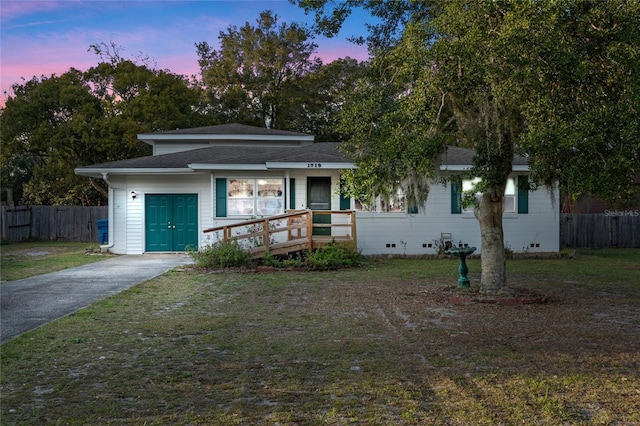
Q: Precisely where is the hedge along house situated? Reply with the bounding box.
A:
[75,123,559,255]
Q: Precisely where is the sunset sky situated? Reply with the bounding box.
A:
[1,0,371,105]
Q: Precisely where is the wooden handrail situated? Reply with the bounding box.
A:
[202,210,311,233]
[202,209,356,257]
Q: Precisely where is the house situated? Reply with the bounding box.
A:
[75,123,559,255]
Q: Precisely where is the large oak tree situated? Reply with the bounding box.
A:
[299,0,640,294]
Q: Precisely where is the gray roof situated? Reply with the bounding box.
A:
[77,142,350,171]
[75,141,528,175]
[440,146,528,167]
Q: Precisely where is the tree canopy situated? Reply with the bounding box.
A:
[300,0,640,293]
[196,9,365,137]
[1,54,201,205]
[196,10,321,129]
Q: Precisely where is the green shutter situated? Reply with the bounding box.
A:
[408,203,419,214]
[289,178,295,210]
[517,176,529,214]
[339,179,350,210]
[451,182,462,214]
[215,178,227,217]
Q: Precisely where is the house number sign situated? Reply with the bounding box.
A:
[307,163,323,168]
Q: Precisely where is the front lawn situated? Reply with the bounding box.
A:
[1,249,638,424]
[0,241,111,282]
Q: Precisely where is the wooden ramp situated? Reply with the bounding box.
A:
[202,210,356,259]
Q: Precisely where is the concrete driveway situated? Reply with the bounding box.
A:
[0,254,193,343]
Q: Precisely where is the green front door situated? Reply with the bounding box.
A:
[146,194,198,252]
[307,177,331,236]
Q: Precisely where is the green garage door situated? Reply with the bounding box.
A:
[146,194,198,252]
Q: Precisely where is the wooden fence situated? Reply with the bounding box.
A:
[0,205,108,243]
[560,213,640,248]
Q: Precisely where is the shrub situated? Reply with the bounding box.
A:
[260,250,282,268]
[305,242,363,270]
[189,240,252,269]
[282,252,305,269]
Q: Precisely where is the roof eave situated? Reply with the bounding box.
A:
[439,165,472,171]
[188,164,268,171]
[439,164,529,172]
[75,167,195,177]
[265,162,355,169]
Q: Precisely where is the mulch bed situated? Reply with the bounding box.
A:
[446,287,550,306]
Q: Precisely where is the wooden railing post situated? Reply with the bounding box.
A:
[307,210,313,251]
[263,218,270,252]
[350,211,356,243]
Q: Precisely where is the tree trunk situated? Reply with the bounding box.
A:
[476,184,512,295]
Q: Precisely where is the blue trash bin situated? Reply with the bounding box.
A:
[97,219,108,244]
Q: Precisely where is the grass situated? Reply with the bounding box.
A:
[1,248,639,424]
[0,241,111,282]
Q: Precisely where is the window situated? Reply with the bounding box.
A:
[462,177,482,213]
[353,188,415,213]
[504,178,516,213]
[452,177,525,214]
[354,198,376,212]
[381,188,407,212]
[227,178,283,216]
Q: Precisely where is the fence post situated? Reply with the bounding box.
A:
[0,206,6,241]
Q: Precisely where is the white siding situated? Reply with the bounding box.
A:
[103,176,128,255]
[110,186,128,254]
[109,169,559,255]
[108,174,211,254]
[125,188,143,254]
[355,179,559,255]
[504,186,559,253]
[355,182,467,256]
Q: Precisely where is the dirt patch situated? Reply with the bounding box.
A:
[6,247,69,257]
[24,251,52,257]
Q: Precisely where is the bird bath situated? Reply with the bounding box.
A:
[446,246,476,288]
